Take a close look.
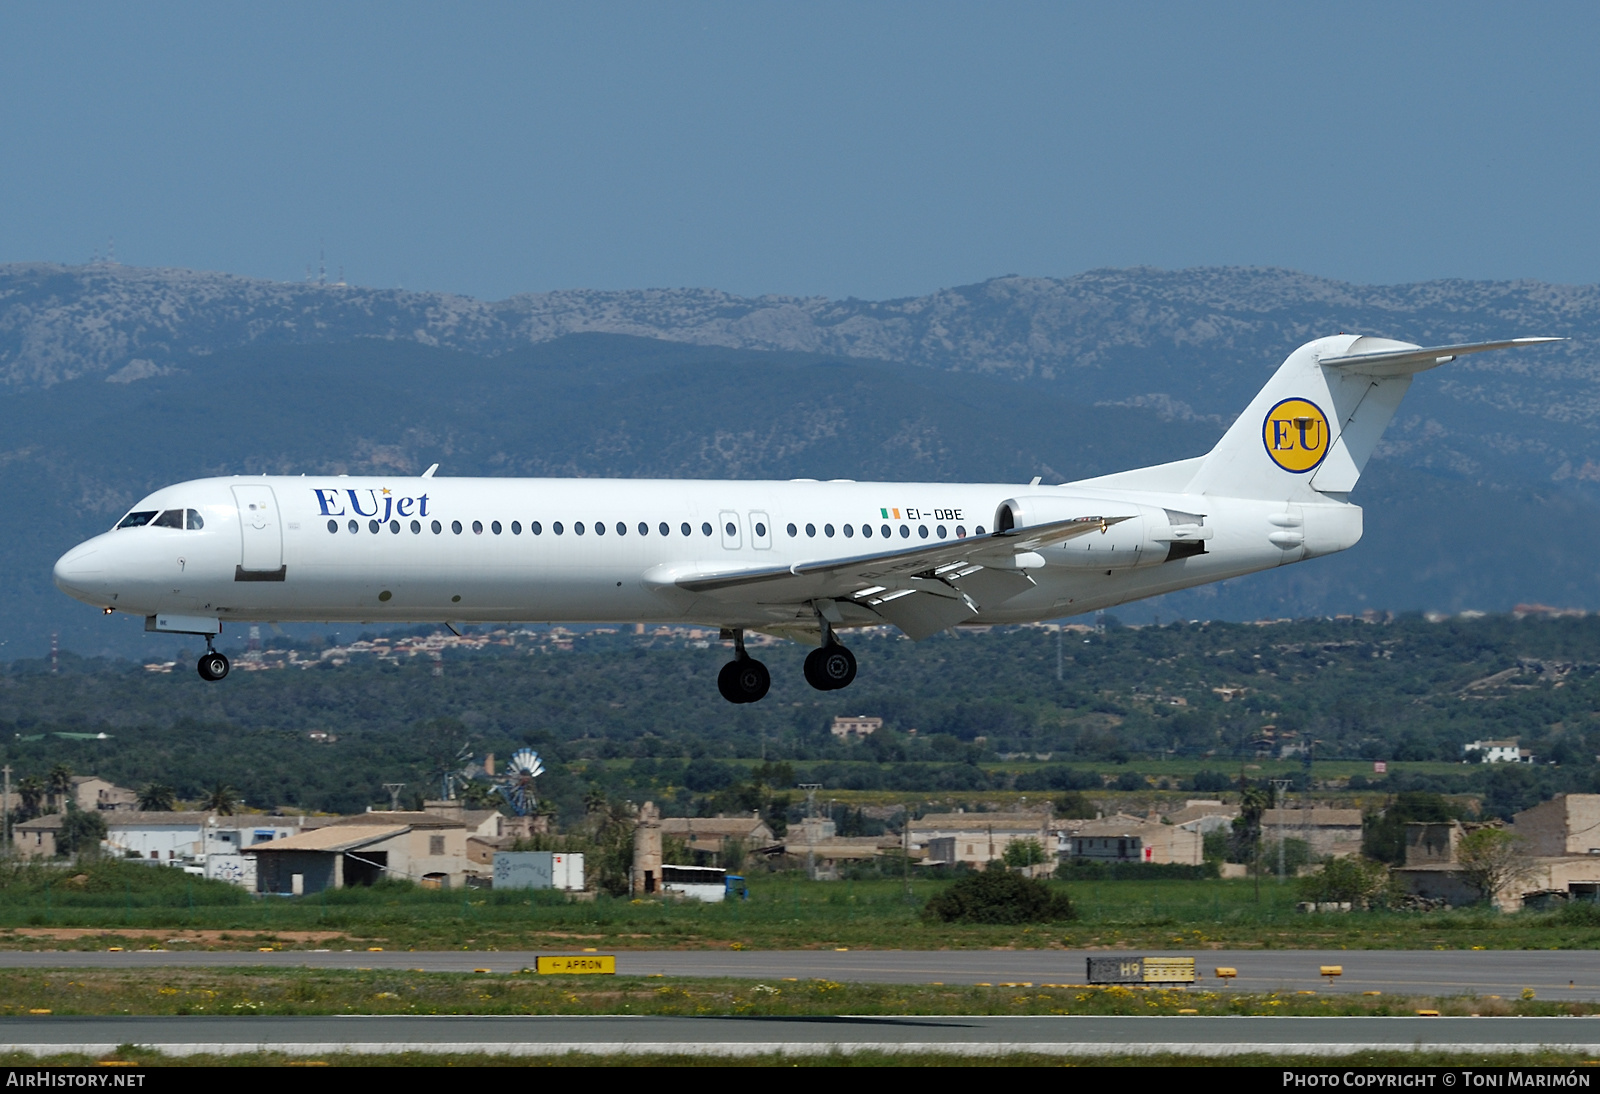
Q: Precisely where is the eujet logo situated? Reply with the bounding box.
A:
[1262,397,1331,474]
[312,488,433,522]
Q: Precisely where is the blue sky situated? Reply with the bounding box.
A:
[2,2,1595,301]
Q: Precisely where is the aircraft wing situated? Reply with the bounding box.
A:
[662,514,1130,639]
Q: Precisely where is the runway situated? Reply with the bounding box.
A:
[5,1014,1600,1057]
[2,948,1599,1000]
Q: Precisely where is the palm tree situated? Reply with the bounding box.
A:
[46,764,74,813]
[137,783,177,812]
[16,776,45,821]
[200,783,241,816]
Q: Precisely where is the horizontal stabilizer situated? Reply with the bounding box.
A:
[1321,337,1563,378]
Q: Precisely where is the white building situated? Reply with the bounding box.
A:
[1463,740,1532,763]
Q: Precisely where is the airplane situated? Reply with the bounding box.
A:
[52,333,1559,703]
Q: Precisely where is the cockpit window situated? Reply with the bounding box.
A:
[116,510,158,529]
[152,510,184,529]
[187,509,204,530]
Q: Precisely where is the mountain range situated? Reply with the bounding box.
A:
[2,261,1597,660]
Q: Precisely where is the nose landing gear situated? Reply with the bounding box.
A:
[197,639,230,682]
[716,628,770,704]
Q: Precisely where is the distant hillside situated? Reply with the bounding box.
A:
[3,262,1599,658]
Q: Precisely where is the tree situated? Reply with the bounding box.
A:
[1053,792,1096,819]
[922,862,1075,924]
[200,783,240,816]
[1363,792,1459,864]
[46,764,73,813]
[15,776,45,821]
[1456,827,1536,907]
[1002,837,1048,868]
[1298,856,1392,908]
[56,805,107,857]
[137,783,176,812]
[1231,781,1271,864]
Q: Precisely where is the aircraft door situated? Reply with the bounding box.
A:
[718,510,742,550]
[749,511,772,550]
[231,484,285,578]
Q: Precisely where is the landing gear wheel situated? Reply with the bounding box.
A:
[197,651,230,682]
[803,643,857,691]
[717,658,771,704]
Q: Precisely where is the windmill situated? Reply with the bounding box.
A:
[432,741,474,800]
[496,748,545,816]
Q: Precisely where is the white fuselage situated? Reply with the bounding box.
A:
[52,474,1361,633]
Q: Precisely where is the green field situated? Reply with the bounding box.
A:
[5,860,1600,952]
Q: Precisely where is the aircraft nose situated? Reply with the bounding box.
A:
[53,544,104,599]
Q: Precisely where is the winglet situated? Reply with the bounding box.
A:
[421,463,439,479]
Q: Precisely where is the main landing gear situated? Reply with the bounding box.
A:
[197,638,230,682]
[714,624,859,703]
[803,642,857,691]
[717,629,770,704]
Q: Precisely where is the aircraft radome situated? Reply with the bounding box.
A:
[53,335,1560,703]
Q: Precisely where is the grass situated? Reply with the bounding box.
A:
[1,968,1597,1018]
[7,860,1600,951]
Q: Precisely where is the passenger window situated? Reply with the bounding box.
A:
[390,520,401,534]
[899,525,910,538]
[787,523,797,537]
[491,521,502,535]
[452,520,463,534]
[842,524,853,538]
[824,524,835,537]
[862,525,872,538]
[680,522,691,536]
[937,524,947,539]
[976,525,986,535]
[805,523,816,537]
[660,522,670,536]
[701,522,712,536]
[432,520,442,534]
[724,522,736,537]
[639,522,649,536]
[594,522,604,536]
[472,520,484,534]
[554,522,564,535]
[327,519,338,533]
[918,525,929,539]
[511,521,521,535]
[411,520,421,533]
[369,520,381,534]
[186,509,205,530]
[532,521,543,535]
[956,525,966,538]
[880,524,890,538]
[576,522,586,535]
[618,522,627,536]
[349,519,360,534]
[153,510,184,529]
[115,510,158,529]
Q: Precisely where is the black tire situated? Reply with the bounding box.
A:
[803,643,856,691]
[197,652,230,682]
[717,658,770,703]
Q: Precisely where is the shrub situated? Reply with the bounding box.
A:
[921,863,1075,924]
[1296,856,1392,908]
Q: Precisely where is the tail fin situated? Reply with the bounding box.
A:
[1184,335,1560,501]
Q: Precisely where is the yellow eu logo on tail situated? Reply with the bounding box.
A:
[1262,397,1330,473]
